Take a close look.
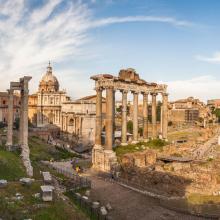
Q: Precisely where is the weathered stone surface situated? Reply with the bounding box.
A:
[92,201,100,209]
[0,179,7,188]
[134,153,146,168]
[20,177,34,185]
[145,150,157,165]
[100,206,108,215]
[91,69,168,172]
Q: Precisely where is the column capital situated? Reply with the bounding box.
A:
[95,87,103,92]
[7,89,13,95]
[120,89,128,94]
[105,85,114,90]
[150,92,158,96]
[162,92,169,97]
[141,92,149,96]
[131,90,139,94]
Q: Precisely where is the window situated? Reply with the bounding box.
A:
[2,100,6,105]
[50,97,53,104]
[44,97,47,104]
[69,119,74,126]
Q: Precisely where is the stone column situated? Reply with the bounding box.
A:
[121,90,128,145]
[95,88,102,146]
[142,93,148,141]
[132,92,139,143]
[151,93,157,139]
[6,89,14,150]
[20,77,33,177]
[66,115,68,132]
[162,93,168,140]
[105,87,115,150]
[19,90,24,146]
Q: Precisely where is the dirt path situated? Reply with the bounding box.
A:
[87,173,208,220]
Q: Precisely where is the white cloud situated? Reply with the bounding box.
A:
[0,0,193,97]
[163,75,220,102]
[195,52,220,63]
[90,15,193,28]
[0,0,91,91]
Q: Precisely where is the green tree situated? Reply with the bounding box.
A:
[214,109,220,122]
[127,120,133,134]
[14,118,19,130]
[156,101,162,122]
[116,105,122,113]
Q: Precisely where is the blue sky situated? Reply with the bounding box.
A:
[0,0,220,101]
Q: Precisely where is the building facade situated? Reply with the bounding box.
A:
[169,97,213,125]
[28,63,97,145]
[207,99,220,109]
[0,92,20,124]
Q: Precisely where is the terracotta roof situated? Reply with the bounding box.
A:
[0,92,8,96]
[77,95,106,101]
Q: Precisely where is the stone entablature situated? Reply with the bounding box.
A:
[91,74,167,94]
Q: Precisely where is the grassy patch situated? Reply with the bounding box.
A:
[29,136,79,162]
[65,191,97,220]
[33,200,85,220]
[187,193,220,205]
[168,130,202,142]
[114,139,167,158]
[0,150,26,181]
[0,182,87,220]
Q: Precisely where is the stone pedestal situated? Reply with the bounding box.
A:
[92,145,117,172]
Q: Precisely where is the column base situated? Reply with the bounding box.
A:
[121,142,128,146]
[131,140,139,144]
[92,146,117,172]
[5,143,13,151]
[143,139,149,143]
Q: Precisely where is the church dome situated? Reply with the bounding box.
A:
[39,62,59,92]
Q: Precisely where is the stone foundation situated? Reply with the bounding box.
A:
[92,145,117,172]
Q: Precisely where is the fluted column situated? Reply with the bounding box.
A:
[105,87,115,150]
[121,90,128,145]
[95,88,102,146]
[162,93,168,140]
[6,89,14,150]
[151,93,157,139]
[142,92,148,141]
[132,92,139,143]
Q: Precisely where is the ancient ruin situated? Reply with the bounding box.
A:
[6,76,33,177]
[91,68,168,171]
